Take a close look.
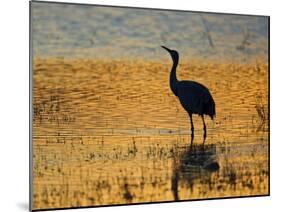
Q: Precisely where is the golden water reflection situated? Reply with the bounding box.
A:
[32,58,268,210]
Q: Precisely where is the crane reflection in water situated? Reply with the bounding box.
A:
[171,141,220,201]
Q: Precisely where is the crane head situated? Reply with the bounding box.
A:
[161,46,179,62]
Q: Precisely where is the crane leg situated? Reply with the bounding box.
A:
[202,115,207,141]
[188,113,194,141]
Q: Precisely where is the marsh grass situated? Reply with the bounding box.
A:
[255,94,267,132]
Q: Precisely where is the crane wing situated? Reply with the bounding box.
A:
[177,80,215,118]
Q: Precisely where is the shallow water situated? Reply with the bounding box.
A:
[32,59,268,209]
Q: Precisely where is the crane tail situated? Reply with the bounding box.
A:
[204,97,216,120]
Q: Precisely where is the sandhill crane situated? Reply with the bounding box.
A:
[161,46,215,142]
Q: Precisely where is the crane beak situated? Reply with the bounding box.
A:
[161,45,172,53]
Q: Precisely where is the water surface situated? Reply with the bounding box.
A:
[32,59,268,209]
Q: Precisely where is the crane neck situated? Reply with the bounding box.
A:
[170,57,179,96]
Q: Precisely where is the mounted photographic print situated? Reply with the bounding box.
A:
[30,1,269,211]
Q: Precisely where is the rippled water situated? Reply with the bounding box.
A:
[31,2,269,210]
[32,59,268,209]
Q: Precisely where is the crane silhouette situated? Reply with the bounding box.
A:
[161,46,215,142]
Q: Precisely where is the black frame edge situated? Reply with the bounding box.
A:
[29,0,33,211]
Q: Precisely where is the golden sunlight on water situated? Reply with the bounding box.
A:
[32,58,268,209]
